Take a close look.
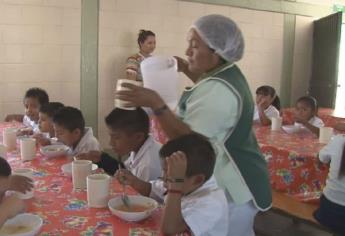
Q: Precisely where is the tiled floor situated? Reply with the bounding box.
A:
[254,211,334,236]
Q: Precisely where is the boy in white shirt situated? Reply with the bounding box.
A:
[294,96,324,136]
[53,106,100,156]
[253,86,280,125]
[116,133,228,236]
[76,108,161,181]
[314,134,345,235]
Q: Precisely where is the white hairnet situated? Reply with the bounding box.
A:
[192,14,244,63]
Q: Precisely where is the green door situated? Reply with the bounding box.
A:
[310,12,342,108]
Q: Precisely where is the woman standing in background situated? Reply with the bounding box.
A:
[126,30,156,81]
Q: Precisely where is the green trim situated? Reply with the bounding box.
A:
[180,0,332,17]
[280,14,296,108]
[80,0,99,136]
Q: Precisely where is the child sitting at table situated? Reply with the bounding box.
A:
[4,87,49,134]
[253,85,280,125]
[294,96,324,136]
[314,134,345,235]
[33,102,64,146]
[0,157,33,200]
[76,107,162,181]
[53,106,100,156]
[115,133,228,235]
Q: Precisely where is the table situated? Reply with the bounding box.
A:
[254,125,329,203]
[1,122,163,236]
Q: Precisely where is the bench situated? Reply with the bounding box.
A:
[272,190,319,225]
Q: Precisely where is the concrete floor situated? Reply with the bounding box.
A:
[254,211,334,236]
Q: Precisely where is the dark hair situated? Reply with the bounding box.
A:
[40,102,64,118]
[105,108,149,135]
[339,145,345,177]
[137,29,155,47]
[256,85,281,111]
[296,96,318,112]
[24,87,49,106]
[53,106,85,132]
[0,157,11,177]
[159,133,216,181]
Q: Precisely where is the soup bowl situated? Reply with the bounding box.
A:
[108,195,158,222]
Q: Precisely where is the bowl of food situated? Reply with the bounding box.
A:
[282,125,300,134]
[61,162,98,176]
[40,144,69,158]
[108,195,158,222]
[0,213,43,236]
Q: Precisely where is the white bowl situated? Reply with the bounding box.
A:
[108,195,158,222]
[40,144,69,158]
[61,162,98,176]
[282,125,300,134]
[0,213,43,236]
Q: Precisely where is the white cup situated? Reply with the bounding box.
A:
[271,117,283,131]
[72,160,92,190]
[20,138,36,161]
[12,168,34,199]
[87,174,110,208]
[319,127,333,144]
[3,128,17,151]
[0,144,6,158]
[114,79,143,110]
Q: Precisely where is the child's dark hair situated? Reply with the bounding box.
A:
[296,96,318,112]
[159,133,215,181]
[0,157,11,177]
[40,102,64,118]
[256,85,281,111]
[24,87,49,106]
[105,108,149,135]
[137,29,155,47]
[53,106,85,132]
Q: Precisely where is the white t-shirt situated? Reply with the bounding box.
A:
[294,116,324,129]
[124,135,162,182]
[253,105,280,122]
[150,177,229,236]
[23,115,39,133]
[319,135,345,206]
[69,127,100,156]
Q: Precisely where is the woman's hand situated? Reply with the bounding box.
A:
[115,83,165,109]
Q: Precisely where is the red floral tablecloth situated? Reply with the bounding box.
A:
[1,122,163,236]
[254,125,330,203]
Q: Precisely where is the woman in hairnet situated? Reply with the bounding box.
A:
[116,14,272,236]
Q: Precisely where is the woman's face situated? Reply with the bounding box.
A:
[185,29,221,74]
[139,35,156,54]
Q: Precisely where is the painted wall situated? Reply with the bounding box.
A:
[0,0,81,121]
[98,0,284,146]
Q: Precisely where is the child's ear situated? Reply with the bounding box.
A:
[192,174,205,186]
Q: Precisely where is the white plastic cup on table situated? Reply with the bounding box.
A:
[72,160,92,190]
[0,144,6,158]
[12,168,34,199]
[87,174,110,208]
[319,127,333,144]
[141,55,179,109]
[271,117,283,131]
[114,79,143,110]
[3,127,17,151]
[20,138,36,161]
